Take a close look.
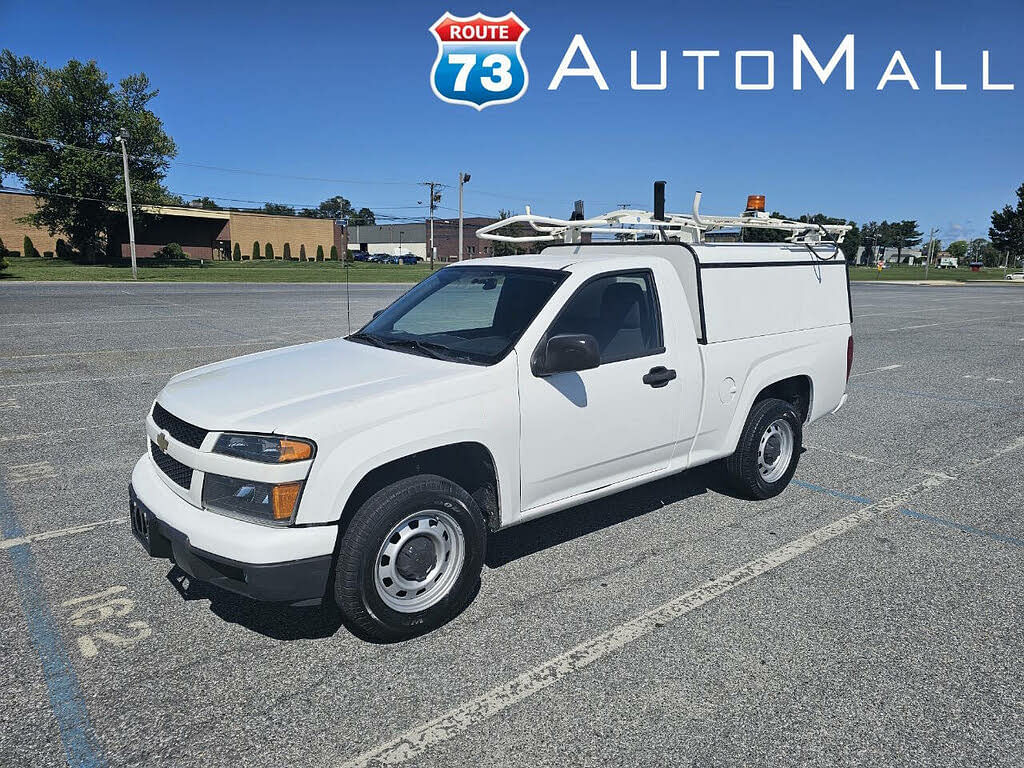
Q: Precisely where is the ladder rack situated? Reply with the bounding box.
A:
[476,190,851,246]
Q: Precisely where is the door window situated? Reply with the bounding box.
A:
[548,271,663,363]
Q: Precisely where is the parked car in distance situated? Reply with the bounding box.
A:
[1004,272,1024,281]
[352,251,370,262]
[369,253,390,263]
[399,255,419,265]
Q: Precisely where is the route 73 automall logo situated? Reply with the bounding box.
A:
[429,12,529,110]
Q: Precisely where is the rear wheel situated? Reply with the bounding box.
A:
[724,398,803,499]
[333,474,486,642]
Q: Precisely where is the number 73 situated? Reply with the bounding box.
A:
[448,53,513,92]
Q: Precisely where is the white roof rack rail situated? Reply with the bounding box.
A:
[476,187,851,246]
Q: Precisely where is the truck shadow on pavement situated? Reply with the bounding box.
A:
[486,464,721,568]
[162,462,736,642]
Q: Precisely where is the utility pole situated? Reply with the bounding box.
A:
[115,130,138,279]
[458,172,471,261]
[421,181,443,269]
[925,226,938,280]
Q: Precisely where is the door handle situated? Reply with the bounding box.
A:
[642,366,677,388]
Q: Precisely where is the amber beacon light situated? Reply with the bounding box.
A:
[745,194,766,213]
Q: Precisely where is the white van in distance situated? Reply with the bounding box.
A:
[130,185,853,641]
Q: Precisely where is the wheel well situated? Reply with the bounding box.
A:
[754,375,812,422]
[339,442,500,534]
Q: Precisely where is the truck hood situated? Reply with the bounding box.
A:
[155,338,469,434]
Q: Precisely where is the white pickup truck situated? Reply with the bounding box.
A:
[130,192,853,641]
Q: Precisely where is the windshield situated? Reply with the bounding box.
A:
[351,266,567,365]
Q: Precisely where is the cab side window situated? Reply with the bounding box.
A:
[549,271,663,363]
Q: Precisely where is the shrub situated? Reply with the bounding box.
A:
[153,242,187,262]
[299,244,307,261]
[330,244,338,261]
[56,239,72,260]
[252,241,260,260]
[232,242,241,261]
[316,244,325,261]
[23,235,38,258]
[283,242,292,260]
[265,242,274,259]
[0,237,8,272]
[43,251,54,258]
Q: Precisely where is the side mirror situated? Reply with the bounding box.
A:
[372,309,385,319]
[534,333,600,376]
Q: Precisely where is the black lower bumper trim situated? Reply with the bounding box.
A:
[129,485,334,606]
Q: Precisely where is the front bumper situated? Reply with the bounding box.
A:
[130,455,337,606]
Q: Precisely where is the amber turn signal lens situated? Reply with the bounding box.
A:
[271,482,303,520]
[278,439,313,462]
[746,194,766,212]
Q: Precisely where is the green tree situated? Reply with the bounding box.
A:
[283,242,291,259]
[299,244,307,261]
[191,196,221,210]
[232,242,241,261]
[262,203,294,216]
[990,183,1024,267]
[23,234,37,258]
[947,240,968,263]
[56,238,70,259]
[0,235,8,272]
[329,244,338,261]
[0,50,176,261]
[299,195,376,225]
[892,220,922,262]
[265,242,274,259]
[252,240,260,260]
[316,244,325,261]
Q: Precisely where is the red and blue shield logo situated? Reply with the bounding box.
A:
[429,12,530,110]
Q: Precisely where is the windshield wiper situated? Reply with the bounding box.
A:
[346,331,388,348]
[378,338,451,360]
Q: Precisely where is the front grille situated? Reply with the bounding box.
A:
[152,402,209,449]
[150,441,194,490]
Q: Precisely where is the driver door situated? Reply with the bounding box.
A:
[518,269,684,511]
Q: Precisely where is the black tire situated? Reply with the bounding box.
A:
[723,398,803,500]
[333,474,486,642]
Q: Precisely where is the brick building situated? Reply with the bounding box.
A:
[0,190,346,260]
[348,216,500,261]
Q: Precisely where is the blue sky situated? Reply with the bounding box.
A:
[2,0,1022,242]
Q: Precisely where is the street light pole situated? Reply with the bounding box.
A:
[925,226,937,280]
[115,131,138,280]
[458,171,471,261]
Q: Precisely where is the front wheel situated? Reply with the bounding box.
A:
[333,474,486,642]
[723,398,803,500]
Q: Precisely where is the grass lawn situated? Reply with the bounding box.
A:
[0,257,436,283]
[848,265,1017,282]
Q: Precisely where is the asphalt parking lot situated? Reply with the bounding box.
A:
[1,279,1022,767]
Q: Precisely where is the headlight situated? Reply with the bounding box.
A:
[213,433,314,463]
[202,474,303,524]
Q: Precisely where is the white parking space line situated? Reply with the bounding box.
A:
[0,336,326,361]
[0,423,126,444]
[0,373,154,390]
[0,518,124,551]
[884,316,1003,332]
[337,436,1024,768]
[0,396,18,410]
[804,443,883,465]
[850,364,903,378]
[7,461,58,484]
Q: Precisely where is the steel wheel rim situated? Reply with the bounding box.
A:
[374,509,465,613]
[758,418,794,483]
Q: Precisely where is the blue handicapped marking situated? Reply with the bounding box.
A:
[791,475,1024,549]
[0,484,106,767]
[899,508,1024,549]
[790,479,873,505]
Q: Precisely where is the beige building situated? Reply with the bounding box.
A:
[0,190,347,260]
[0,191,61,255]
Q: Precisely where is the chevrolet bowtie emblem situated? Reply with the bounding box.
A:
[156,432,169,452]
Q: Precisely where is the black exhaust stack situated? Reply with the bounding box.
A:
[654,180,666,221]
[570,199,585,221]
